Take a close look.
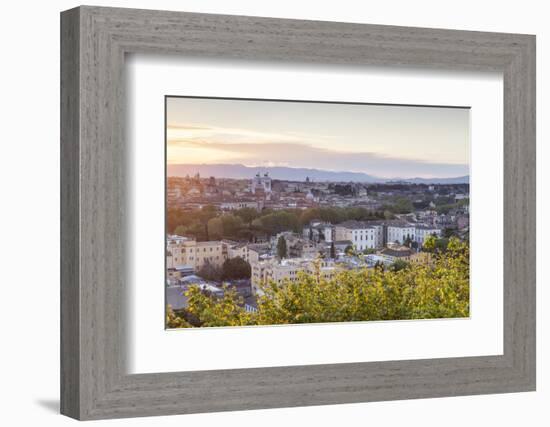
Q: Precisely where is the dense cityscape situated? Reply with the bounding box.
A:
[166,171,470,327]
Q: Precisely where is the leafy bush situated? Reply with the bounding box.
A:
[171,237,470,327]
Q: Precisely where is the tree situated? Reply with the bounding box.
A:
[234,207,259,225]
[221,214,244,239]
[184,286,254,327]
[173,225,187,236]
[390,197,414,214]
[222,257,251,280]
[277,236,288,259]
[196,260,222,281]
[383,210,394,220]
[166,305,192,328]
[207,217,223,240]
[374,260,385,272]
[330,241,336,259]
[389,259,410,272]
[423,235,437,252]
[174,237,470,328]
[344,245,355,256]
[179,222,208,241]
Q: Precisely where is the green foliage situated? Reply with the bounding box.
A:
[277,236,288,259]
[184,286,254,327]
[255,211,300,235]
[385,197,414,214]
[234,207,259,224]
[330,241,336,259]
[207,217,223,240]
[196,260,223,282]
[388,259,410,272]
[174,237,469,328]
[435,198,468,214]
[423,235,437,251]
[344,245,355,256]
[173,223,207,241]
[169,206,386,241]
[443,227,459,238]
[166,305,192,328]
[383,210,394,220]
[222,257,251,280]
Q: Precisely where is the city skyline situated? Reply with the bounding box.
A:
[167,96,470,179]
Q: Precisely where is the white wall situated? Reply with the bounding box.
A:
[0,0,547,426]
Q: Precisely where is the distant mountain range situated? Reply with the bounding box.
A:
[167,163,469,185]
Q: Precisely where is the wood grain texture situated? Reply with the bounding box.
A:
[60,6,536,420]
[60,7,80,419]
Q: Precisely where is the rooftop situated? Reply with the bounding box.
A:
[379,247,414,257]
[336,220,376,230]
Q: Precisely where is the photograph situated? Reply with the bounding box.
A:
[165,96,471,328]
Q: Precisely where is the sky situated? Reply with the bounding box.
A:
[166,96,470,179]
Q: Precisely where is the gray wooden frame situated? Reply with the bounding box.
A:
[60,5,536,421]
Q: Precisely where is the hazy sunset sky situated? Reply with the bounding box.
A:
[166,96,470,179]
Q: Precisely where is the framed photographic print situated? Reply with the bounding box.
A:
[61,6,536,420]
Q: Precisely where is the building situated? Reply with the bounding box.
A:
[167,186,181,204]
[272,232,322,259]
[334,220,381,251]
[333,240,353,254]
[226,242,260,264]
[377,247,431,265]
[250,172,272,194]
[414,225,443,246]
[251,258,338,295]
[220,200,258,211]
[386,223,416,245]
[167,234,262,274]
[166,235,225,271]
[302,221,334,243]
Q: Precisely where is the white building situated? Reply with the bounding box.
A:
[303,221,334,243]
[250,172,272,194]
[335,220,381,251]
[414,225,443,246]
[220,200,258,211]
[386,223,416,245]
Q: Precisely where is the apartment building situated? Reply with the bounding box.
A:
[414,225,443,246]
[167,236,227,270]
[386,223,416,245]
[251,258,338,295]
[226,242,260,264]
[334,220,381,251]
[377,247,431,265]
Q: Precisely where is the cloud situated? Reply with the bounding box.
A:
[166,124,334,145]
[167,139,468,179]
[168,124,212,131]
